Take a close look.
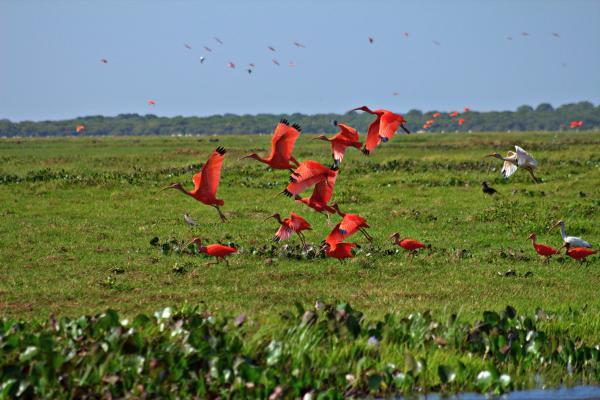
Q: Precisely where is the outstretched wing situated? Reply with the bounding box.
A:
[501,151,518,178]
[337,123,359,142]
[378,112,403,140]
[325,223,345,247]
[196,147,226,198]
[364,116,382,153]
[270,120,300,163]
[339,214,368,236]
[274,225,293,242]
[515,146,537,168]
[285,161,331,196]
[290,213,311,231]
[309,170,338,204]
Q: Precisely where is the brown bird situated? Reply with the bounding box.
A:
[481,181,499,195]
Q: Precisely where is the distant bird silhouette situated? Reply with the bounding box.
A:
[481,181,499,195]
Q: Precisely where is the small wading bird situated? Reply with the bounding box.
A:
[481,181,499,196]
[487,145,539,182]
[325,203,373,246]
[350,106,410,155]
[527,233,560,263]
[266,212,311,248]
[187,237,236,266]
[563,245,597,262]
[294,170,338,215]
[321,242,357,261]
[75,124,86,134]
[390,233,427,260]
[160,147,227,222]
[313,121,362,168]
[240,119,301,170]
[183,212,197,227]
[549,220,592,248]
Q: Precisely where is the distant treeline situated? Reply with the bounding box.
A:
[1,101,598,137]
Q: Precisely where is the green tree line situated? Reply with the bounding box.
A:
[1,102,598,137]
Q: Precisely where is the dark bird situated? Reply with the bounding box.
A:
[481,181,499,195]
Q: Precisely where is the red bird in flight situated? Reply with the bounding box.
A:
[313,121,362,168]
[325,203,372,247]
[160,147,228,222]
[75,124,86,133]
[187,237,236,266]
[350,106,410,155]
[147,100,156,106]
[432,112,441,118]
[240,119,301,170]
[266,212,312,248]
[295,170,338,215]
[322,242,357,261]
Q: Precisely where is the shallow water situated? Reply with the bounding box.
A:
[398,385,600,399]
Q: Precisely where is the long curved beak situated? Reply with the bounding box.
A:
[239,154,252,160]
[264,215,275,221]
[401,124,410,134]
[547,222,560,233]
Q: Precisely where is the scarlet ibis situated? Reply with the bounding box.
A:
[160,147,228,222]
[527,233,559,263]
[432,112,441,118]
[187,237,236,266]
[214,37,223,45]
[266,212,312,248]
[458,118,465,126]
[75,124,86,133]
[183,212,197,227]
[449,111,458,118]
[293,41,306,48]
[313,121,362,168]
[549,220,592,248]
[390,233,427,260]
[148,100,156,106]
[100,58,108,64]
[426,119,434,125]
[283,160,337,197]
[350,106,410,155]
[487,146,539,182]
[321,242,357,261]
[240,119,301,170]
[324,203,372,245]
[294,171,338,215]
[564,246,597,262]
[481,181,499,195]
[227,62,236,69]
[570,121,584,129]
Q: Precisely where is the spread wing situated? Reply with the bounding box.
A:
[309,171,337,204]
[364,116,382,153]
[196,147,226,198]
[339,214,368,236]
[325,223,345,247]
[337,123,359,142]
[501,151,518,178]
[274,225,293,242]
[290,213,311,231]
[515,146,537,168]
[378,112,403,139]
[270,120,300,163]
[285,161,331,196]
[332,141,348,163]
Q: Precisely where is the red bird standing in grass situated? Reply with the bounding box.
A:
[240,119,301,170]
[266,212,312,248]
[321,242,357,262]
[390,232,427,260]
[527,233,560,263]
[160,147,228,222]
[187,237,236,266]
[564,245,597,262]
[324,203,372,246]
[350,106,410,155]
[313,121,362,168]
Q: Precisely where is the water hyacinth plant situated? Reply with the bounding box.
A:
[0,302,598,398]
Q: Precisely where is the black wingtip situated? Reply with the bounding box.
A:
[333,120,338,126]
[289,177,297,183]
[216,146,226,155]
[282,189,293,197]
[362,147,370,155]
[280,118,290,126]
[330,165,339,171]
[292,123,302,132]
[273,236,280,242]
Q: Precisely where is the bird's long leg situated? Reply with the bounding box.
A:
[297,232,307,249]
[360,228,373,243]
[290,156,300,167]
[224,258,230,267]
[206,258,220,267]
[527,168,540,183]
[213,205,227,222]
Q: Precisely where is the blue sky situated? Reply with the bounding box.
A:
[1,0,599,121]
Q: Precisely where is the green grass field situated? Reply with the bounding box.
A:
[0,131,598,332]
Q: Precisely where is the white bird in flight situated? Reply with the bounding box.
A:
[487,145,539,182]
[549,220,592,248]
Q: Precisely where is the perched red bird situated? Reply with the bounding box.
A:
[432,112,441,118]
[527,233,560,263]
[313,121,362,168]
[266,212,311,247]
[324,203,372,246]
[147,100,156,106]
[160,147,227,222]
[350,106,410,155]
[294,170,338,215]
[322,242,357,261]
[75,124,86,133]
[390,232,427,260]
[187,237,236,266]
[564,244,596,261]
[241,119,301,170]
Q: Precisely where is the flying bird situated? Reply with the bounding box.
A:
[160,147,228,222]
[268,46,276,52]
[266,212,312,248]
[325,203,373,245]
[294,170,338,215]
[527,233,559,263]
[457,118,465,126]
[321,242,357,261]
[392,92,400,96]
[433,41,441,46]
[200,57,206,64]
[390,233,427,260]
[283,161,338,198]
[249,63,255,68]
[247,69,252,74]
[75,124,86,133]
[312,121,362,168]
[350,106,410,155]
[463,107,471,113]
[403,32,409,38]
[432,112,441,118]
[147,100,156,106]
[550,220,592,248]
[187,237,236,266]
[521,32,530,36]
[569,121,584,129]
[293,41,306,48]
[184,43,192,50]
[481,181,498,195]
[449,111,458,118]
[204,46,212,52]
[227,61,236,69]
[214,37,223,45]
[100,58,108,64]
[272,59,280,66]
[289,61,296,68]
[506,36,513,41]
[487,145,539,182]
[240,119,301,170]
[552,32,560,38]
[368,37,374,44]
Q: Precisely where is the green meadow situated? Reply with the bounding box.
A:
[0,131,599,396]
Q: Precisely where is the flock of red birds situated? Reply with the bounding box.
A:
[158,107,595,265]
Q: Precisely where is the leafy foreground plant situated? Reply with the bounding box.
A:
[1,303,598,399]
